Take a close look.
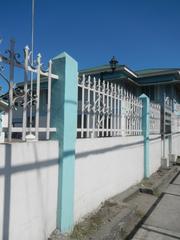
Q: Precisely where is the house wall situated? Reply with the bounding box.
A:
[141,84,177,104]
[0,141,59,240]
[74,135,162,222]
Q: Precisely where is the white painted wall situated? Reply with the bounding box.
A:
[149,135,162,174]
[74,135,164,222]
[0,141,59,240]
[74,136,144,222]
[172,133,180,156]
[160,133,180,161]
[0,134,177,238]
[164,136,170,159]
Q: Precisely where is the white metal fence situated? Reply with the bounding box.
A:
[77,75,143,138]
[150,102,161,134]
[0,39,58,141]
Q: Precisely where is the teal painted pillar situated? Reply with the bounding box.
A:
[139,94,150,178]
[51,52,78,233]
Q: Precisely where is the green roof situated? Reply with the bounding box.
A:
[136,68,180,75]
[79,64,125,74]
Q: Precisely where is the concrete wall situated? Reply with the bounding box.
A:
[172,133,180,156]
[74,136,144,222]
[160,133,180,161]
[149,135,162,174]
[1,134,178,238]
[0,141,59,240]
[74,135,164,222]
[164,136,170,159]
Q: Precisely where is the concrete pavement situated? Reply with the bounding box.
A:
[133,173,180,240]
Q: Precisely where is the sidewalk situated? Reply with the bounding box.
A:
[132,171,180,239]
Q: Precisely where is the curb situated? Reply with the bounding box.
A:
[139,166,178,195]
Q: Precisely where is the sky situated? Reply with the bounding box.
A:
[0,0,180,71]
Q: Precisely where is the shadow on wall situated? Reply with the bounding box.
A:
[76,138,145,159]
[76,136,161,160]
[0,143,59,240]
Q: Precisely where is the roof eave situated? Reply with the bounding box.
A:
[137,70,180,78]
[79,65,138,78]
[0,100,8,111]
[140,79,180,86]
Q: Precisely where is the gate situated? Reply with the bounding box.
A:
[0,39,59,141]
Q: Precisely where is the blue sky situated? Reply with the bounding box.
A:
[0,0,180,71]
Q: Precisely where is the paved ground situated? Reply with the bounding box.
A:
[133,173,180,240]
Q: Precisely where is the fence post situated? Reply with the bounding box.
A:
[139,94,150,178]
[51,52,78,233]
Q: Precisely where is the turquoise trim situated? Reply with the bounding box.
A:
[51,52,78,233]
[137,75,176,85]
[139,94,150,178]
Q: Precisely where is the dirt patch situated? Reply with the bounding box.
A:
[70,200,126,240]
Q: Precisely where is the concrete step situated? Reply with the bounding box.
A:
[139,166,179,195]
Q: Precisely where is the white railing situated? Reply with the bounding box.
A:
[123,92,143,136]
[150,102,161,134]
[77,75,143,138]
[0,39,58,141]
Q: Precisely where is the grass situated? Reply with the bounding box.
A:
[70,211,103,239]
[70,200,120,239]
